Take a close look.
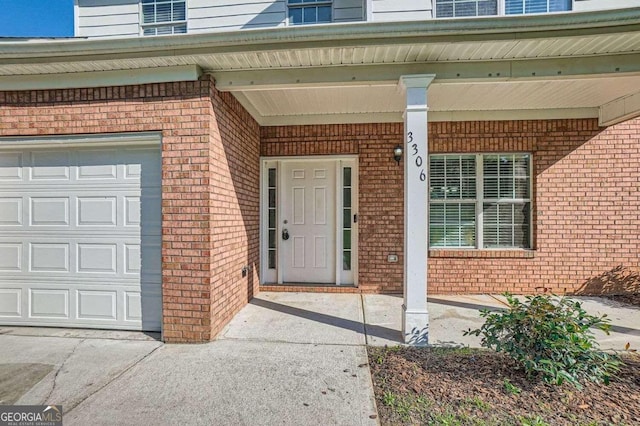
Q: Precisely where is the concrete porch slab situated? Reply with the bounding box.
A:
[364,294,640,350]
[363,294,507,347]
[220,292,366,346]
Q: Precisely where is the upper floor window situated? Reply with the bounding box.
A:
[288,0,332,25]
[142,0,187,36]
[435,0,497,18]
[505,0,571,14]
[435,0,570,18]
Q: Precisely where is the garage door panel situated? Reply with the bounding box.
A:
[78,244,117,273]
[30,197,70,226]
[77,149,118,180]
[30,151,71,180]
[0,243,22,271]
[30,289,70,319]
[0,152,23,180]
[0,289,21,317]
[0,143,161,332]
[0,197,23,225]
[77,290,117,320]
[77,197,117,226]
[30,243,70,272]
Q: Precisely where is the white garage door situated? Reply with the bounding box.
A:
[0,139,162,331]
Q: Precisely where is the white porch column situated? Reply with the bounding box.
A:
[400,74,435,345]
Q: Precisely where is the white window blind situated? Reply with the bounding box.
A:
[435,0,498,18]
[505,0,571,14]
[142,0,187,36]
[429,154,531,249]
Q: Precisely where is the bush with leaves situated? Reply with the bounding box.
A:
[464,293,622,389]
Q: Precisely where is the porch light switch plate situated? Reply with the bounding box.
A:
[388,254,398,263]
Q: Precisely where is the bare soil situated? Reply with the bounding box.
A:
[368,347,640,426]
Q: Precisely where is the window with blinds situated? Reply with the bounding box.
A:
[435,0,497,18]
[435,0,570,17]
[505,0,571,14]
[141,0,187,36]
[288,0,332,25]
[429,154,531,249]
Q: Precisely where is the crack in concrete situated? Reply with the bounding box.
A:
[43,338,85,405]
[360,294,370,346]
[64,343,163,415]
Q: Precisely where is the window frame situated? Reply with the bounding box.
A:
[140,0,188,37]
[287,0,334,26]
[434,0,573,19]
[434,0,500,19]
[505,0,573,15]
[429,153,533,250]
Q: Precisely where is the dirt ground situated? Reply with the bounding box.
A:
[368,295,640,425]
[369,347,640,426]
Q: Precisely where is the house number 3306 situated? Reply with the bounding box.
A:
[407,132,426,182]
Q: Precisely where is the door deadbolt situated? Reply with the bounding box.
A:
[282,229,290,241]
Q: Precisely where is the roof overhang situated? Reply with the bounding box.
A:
[2,8,640,125]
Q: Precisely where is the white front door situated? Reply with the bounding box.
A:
[281,160,336,283]
[262,157,357,286]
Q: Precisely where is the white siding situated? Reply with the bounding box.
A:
[188,0,286,33]
[371,0,432,22]
[74,0,637,38]
[189,0,363,33]
[574,0,640,12]
[77,0,140,38]
[76,0,364,37]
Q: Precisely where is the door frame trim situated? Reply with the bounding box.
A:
[259,155,358,287]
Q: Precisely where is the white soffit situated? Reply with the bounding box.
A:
[2,32,640,77]
[600,90,640,126]
[235,75,640,125]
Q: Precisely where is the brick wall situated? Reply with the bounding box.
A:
[429,118,640,295]
[0,77,260,342]
[262,118,640,295]
[208,88,260,337]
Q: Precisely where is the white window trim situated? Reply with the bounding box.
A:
[429,152,533,250]
[139,0,188,36]
[434,0,574,19]
[287,0,334,26]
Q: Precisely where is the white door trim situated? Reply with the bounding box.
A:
[260,155,358,286]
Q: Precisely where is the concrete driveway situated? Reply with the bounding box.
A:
[1,292,638,425]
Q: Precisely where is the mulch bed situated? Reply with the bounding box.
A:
[368,348,640,425]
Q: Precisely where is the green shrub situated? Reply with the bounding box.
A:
[464,293,622,389]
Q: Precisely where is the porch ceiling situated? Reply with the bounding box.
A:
[230,74,640,125]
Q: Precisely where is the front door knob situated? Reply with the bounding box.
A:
[282,229,290,241]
